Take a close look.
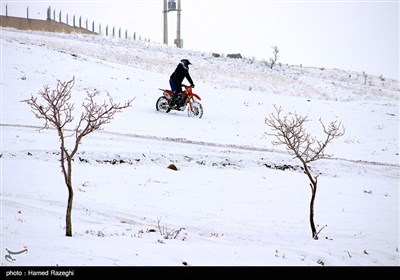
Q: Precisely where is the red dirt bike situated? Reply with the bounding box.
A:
[156,84,203,118]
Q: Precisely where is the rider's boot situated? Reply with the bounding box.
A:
[166,97,176,113]
[167,91,182,113]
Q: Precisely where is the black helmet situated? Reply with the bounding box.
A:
[180,59,192,69]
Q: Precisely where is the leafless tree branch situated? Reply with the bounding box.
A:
[265,105,345,239]
[22,77,134,236]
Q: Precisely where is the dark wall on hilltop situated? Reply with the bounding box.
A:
[0,16,97,35]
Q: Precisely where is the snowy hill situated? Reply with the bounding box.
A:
[1,27,399,267]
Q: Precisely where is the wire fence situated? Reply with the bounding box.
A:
[2,4,153,42]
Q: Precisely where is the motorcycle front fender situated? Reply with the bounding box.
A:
[191,93,201,101]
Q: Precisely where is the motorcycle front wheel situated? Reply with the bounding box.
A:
[187,101,203,118]
[156,96,169,113]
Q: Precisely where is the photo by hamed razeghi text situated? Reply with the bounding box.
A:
[6,269,75,277]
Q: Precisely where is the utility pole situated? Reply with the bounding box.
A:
[163,0,183,48]
[163,0,168,45]
[176,0,182,48]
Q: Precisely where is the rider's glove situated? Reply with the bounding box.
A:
[191,84,195,88]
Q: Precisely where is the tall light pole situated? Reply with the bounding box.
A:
[163,0,183,48]
[176,0,182,48]
[163,0,168,45]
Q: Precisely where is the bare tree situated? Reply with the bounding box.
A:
[23,77,134,237]
[362,71,368,85]
[264,45,279,69]
[265,105,345,239]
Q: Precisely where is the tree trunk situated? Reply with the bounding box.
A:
[65,159,74,237]
[65,185,74,236]
[309,181,318,240]
[302,161,319,240]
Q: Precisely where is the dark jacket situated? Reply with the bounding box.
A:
[170,63,194,86]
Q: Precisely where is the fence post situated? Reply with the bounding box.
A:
[106,25,108,36]
[47,6,51,20]
[73,15,75,27]
[92,21,95,32]
[119,28,121,38]
[79,16,81,28]
[27,7,29,19]
[53,10,55,20]
[112,26,115,37]
[125,30,128,39]
[6,4,8,16]
[85,19,88,29]
[66,14,69,25]
[133,32,136,40]
[99,24,102,35]
[59,11,61,23]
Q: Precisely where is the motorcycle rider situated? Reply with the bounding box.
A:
[167,59,195,112]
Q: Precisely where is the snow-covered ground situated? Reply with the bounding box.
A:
[1,28,399,266]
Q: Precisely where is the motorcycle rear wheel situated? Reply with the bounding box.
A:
[156,96,169,113]
[187,101,203,118]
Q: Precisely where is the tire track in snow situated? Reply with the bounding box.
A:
[1,123,398,168]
